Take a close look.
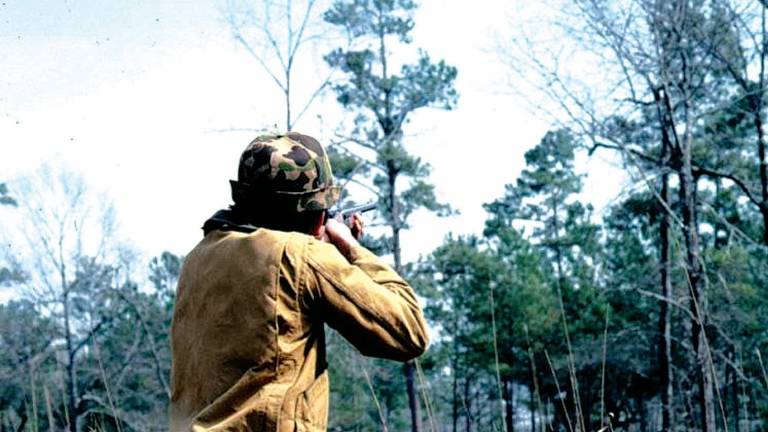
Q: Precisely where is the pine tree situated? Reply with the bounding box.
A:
[324,1,458,430]
[485,129,605,431]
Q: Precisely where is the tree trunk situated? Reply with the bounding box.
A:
[396,246,423,432]
[673,31,716,425]
[638,392,647,432]
[659,149,674,432]
[729,348,739,432]
[452,312,460,432]
[757,3,768,246]
[683,380,697,432]
[526,339,542,432]
[387,166,422,432]
[405,363,422,432]
[551,199,565,292]
[63,291,78,432]
[713,179,726,249]
[756,105,768,245]
[530,382,536,432]
[284,0,292,131]
[285,80,292,131]
[739,368,749,432]
[679,146,715,432]
[451,363,459,432]
[12,401,27,432]
[584,374,595,432]
[464,378,472,432]
[502,379,514,432]
[549,198,583,432]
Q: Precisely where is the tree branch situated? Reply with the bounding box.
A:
[693,165,762,207]
[72,317,112,357]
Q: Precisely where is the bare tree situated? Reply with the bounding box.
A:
[223,0,336,130]
[3,165,124,431]
[703,0,768,246]
[495,1,764,430]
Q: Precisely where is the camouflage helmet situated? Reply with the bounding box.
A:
[231,132,340,212]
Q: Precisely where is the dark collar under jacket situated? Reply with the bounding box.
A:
[202,208,258,235]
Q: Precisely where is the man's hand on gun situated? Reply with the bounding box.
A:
[323,213,364,259]
[322,201,375,258]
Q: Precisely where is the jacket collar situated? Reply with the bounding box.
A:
[202,208,259,235]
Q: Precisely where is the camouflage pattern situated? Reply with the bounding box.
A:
[232,132,340,212]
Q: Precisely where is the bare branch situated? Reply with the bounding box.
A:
[693,165,762,207]
[230,30,287,92]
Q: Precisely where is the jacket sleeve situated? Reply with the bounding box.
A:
[303,239,429,362]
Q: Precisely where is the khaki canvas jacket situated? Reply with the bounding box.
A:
[169,228,429,431]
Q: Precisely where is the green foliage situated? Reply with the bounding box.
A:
[0,300,57,429]
[3,2,768,431]
[0,183,15,207]
[324,0,458,256]
[413,129,616,430]
[327,328,411,431]
[421,232,557,373]
[0,246,179,431]
[323,2,458,428]
[325,0,415,40]
[0,266,24,286]
[324,0,457,135]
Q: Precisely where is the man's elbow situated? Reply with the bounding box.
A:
[401,318,430,361]
[354,308,430,362]
[407,336,429,361]
[365,319,429,362]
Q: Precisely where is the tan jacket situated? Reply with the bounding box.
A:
[169,228,429,431]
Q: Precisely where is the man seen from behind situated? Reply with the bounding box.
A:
[169,132,429,431]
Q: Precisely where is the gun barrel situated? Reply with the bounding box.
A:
[329,201,377,219]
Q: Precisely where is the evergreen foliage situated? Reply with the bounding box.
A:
[2,1,768,431]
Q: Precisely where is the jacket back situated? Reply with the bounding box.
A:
[169,228,428,431]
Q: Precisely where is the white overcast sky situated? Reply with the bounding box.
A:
[0,0,627,288]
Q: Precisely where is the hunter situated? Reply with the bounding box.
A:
[169,132,429,431]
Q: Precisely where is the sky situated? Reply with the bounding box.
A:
[0,0,627,301]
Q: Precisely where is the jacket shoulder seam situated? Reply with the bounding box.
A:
[305,252,368,308]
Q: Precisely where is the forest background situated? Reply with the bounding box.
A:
[2,0,768,431]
